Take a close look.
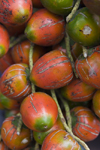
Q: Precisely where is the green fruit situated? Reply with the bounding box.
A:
[66,7,100,47]
[40,0,74,16]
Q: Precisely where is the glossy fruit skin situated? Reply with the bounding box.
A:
[71,106,100,142]
[0,0,33,26]
[33,116,65,145]
[11,40,46,65]
[92,90,100,118]
[41,130,81,150]
[82,0,100,16]
[25,8,65,46]
[1,116,31,150]
[0,63,31,100]
[67,7,100,47]
[75,49,100,89]
[0,24,10,58]
[20,92,58,132]
[40,0,74,16]
[0,50,14,74]
[60,78,96,102]
[30,50,73,90]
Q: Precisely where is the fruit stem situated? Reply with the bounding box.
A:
[35,142,39,150]
[29,42,35,93]
[66,0,81,23]
[65,33,78,78]
[58,94,72,130]
[51,89,90,150]
[82,46,88,58]
[16,113,23,135]
[9,34,26,48]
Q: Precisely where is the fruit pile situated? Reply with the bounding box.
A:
[0,0,100,150]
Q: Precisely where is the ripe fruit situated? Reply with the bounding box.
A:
[0,0,33,26]
[20,92,58,132]
[75,48,100,89]
[1,116,31,150]
[41,130,81,150]
[60,78,96,102]
[0,63,31,100]
[25,8,65,46]
[71,106,100,142]
[30,50,73,90]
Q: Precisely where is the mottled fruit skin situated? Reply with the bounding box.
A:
[0,0,33,26]
[11,40,46,65]
[40,0,74,16]
[92,90,100,118]
[67,7,100,47]
[1,116,31,150]
[25,8,65,46]
[82,0,100,16]
[20,92,58,132]
[30,50,73,89]
[41,130,81,150]
[75,49,100,89]
[60,78,96,102]
[0,24,10,58]
[71,106,100,142]
[0,63,31,100]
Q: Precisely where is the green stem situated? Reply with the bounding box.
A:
[66,0,81,23]
[16,113,23,135]
[58,94,72,130]
[29,43,35,93]
[35,142,39,150]
[50,89,90,150]
[82,46,88,58]
[9,34,26,48]
[65,33,78,78]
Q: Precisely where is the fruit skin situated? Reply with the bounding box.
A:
[1,116,31,150]
[0,0,33,26]
[25,8,65,46]
[60,78,96,102]
[10,40,46,65]
[75,48,100,89]
[20,92,58,132]
[82,0,100,16]
[40,0,74,16]
[71,106,100,142]
[30,50,73,90]
[0,63,31,100]
[33,116,65,145]
[66,7,100,47]
[0,24,10,58]
[41,130,81,150]
[92,90,100,118]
